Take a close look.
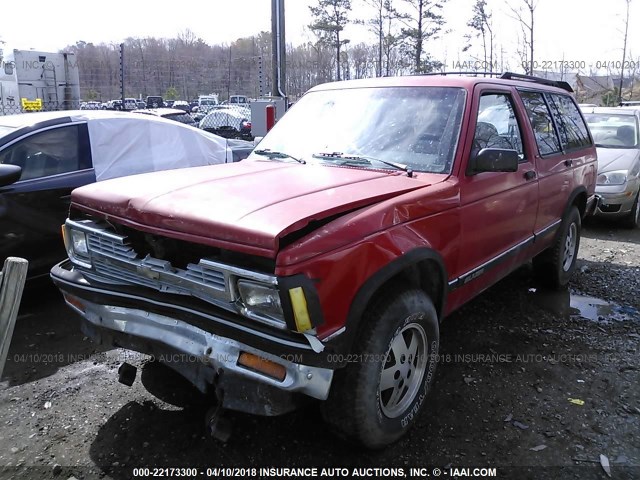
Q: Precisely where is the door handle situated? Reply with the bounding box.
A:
[564,159,573,167]
[524,170,537,181]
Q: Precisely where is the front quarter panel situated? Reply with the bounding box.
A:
[275,178,461,342]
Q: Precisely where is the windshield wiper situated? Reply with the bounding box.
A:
[313,152,413,177]
[254,149,306,164]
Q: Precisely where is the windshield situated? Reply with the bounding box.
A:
[251,86,466,174]
[584,113,638,148]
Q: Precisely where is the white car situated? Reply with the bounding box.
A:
[199,107,251,138]
[582,106,640,227]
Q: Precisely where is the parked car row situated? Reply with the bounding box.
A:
[79,99,254,140]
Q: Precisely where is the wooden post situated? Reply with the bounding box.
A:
[0,257,28,378]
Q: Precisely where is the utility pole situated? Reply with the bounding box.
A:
[271,0,286,101]
[119,43,125,106]
[227,46,232,101]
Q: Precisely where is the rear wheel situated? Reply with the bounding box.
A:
[321,286,439,448]
[533,206,581,289]
[622,191,640,229]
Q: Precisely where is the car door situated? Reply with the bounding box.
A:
[457,86,539,296]
[517,90,589,238]
[0,123,94,276]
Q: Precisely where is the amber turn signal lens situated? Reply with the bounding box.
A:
[61,224,68,247]
[237,352,286,382]
[62,293,86,313]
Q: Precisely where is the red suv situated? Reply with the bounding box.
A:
[51,73,597,448]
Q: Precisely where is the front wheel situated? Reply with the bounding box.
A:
[533,206,581,289]
[622,190,640,229]
[321,287,439,448]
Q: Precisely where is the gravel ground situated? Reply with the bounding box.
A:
[0,219,638,480]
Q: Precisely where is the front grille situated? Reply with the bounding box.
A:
[92,261,159,289]
[87,234,137,261]
[184,263,226,291]
[66,219,284,329]
[83,229,229,296]
[599,203,621,213]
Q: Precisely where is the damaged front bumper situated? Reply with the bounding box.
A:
[51,260,334,415]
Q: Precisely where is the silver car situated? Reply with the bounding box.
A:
[582,107,640,228]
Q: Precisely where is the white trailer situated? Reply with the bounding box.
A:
[0,48,80,115]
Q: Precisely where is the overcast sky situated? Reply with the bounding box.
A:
[1,0,638,74]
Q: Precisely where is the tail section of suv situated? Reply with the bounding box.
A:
[51,73,597,447]
[145,95,164,109]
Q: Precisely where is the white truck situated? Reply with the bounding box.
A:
[197,94,219,113]
[0,48,80,115]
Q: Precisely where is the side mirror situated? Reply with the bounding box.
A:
[0,164,22,187]
[469,148,519,174]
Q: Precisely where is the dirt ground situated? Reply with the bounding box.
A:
[0,219,638,480]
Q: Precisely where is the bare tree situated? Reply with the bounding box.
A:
[381,1,405,75]
[618,0,631,102]
[463,0,494,73]
[364,0,401,77]
[508,0,536,75]
[398,0,446,74]
[309,0,355,81]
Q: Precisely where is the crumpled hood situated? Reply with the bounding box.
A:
[597,148,640,173]
[71,160,433,257]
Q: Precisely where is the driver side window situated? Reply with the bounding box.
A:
[0,126,80,181]
[474,94,524,158]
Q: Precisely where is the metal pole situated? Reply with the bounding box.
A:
[120,43,125,108]
[271,0,286,102]
[227,46,232,101]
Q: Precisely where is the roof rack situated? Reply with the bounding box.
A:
[421,71,503,77]
[500,72,574,93]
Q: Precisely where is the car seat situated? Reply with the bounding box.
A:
[617,125,636,146]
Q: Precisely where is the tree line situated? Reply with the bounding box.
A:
[64,0,636,103]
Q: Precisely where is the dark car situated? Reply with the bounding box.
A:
[0,110,252,277]
[145,96,165,108]
[171,101,191,113]
[52,73,597,447]
[108,100,123,110]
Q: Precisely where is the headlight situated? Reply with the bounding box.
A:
[597,170,628,186]
[62,225,92,268]
[71,230,88,256]
[237,280,283,320]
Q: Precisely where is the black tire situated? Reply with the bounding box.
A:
[533,206,581,289]
[321,286,439,448]
[621,190,640,229]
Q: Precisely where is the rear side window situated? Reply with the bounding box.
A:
[519,91,561,156]
[548,94,592,149]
